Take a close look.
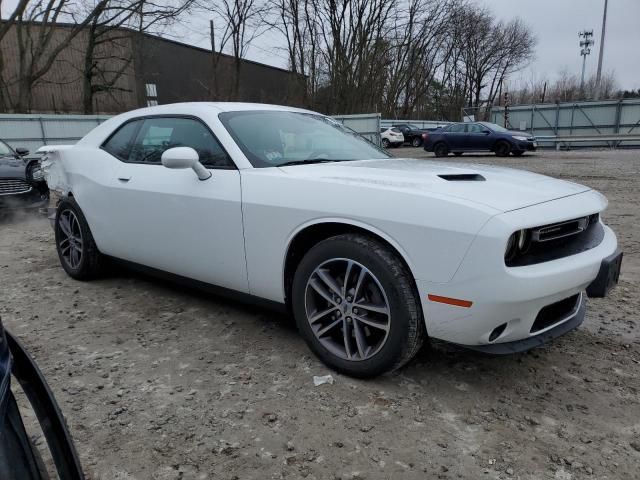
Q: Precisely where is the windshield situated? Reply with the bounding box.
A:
[0,141,13,157]
[219,110,390,167]
[480,122,509,133]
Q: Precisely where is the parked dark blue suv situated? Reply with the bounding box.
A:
[423,121,537,157]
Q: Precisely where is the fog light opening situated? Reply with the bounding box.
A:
[489,323,507,342]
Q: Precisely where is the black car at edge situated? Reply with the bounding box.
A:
[422,121,537,157]
[1,316,85,479]
[0,139,49,210]
[391,123,431,147]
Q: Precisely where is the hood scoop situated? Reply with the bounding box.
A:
[438,173,485,182]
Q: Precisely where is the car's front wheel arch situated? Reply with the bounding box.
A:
[283,221,421,318]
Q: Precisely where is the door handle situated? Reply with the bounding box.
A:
[117,176,131,182]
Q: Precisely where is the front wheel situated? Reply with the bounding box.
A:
[292,234,425,378]
[381,138,390,148]
[55,197,103,280]
[494,141,511,157]
[411,137,422,147]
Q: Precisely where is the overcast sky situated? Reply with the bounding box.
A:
[176,0,640,91]
[473,0,640,90]
[3,0,640,90]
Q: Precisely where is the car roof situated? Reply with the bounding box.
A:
[118,102,317,117]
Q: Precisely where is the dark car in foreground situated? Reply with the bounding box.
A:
[0,316,84,479]
[423,121,537,157]
[0,140,49,211]
[391,123,431,147]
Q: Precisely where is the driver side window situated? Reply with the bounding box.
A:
[448,124,466,133]
[107,117,234,169]
[467,124,484,133]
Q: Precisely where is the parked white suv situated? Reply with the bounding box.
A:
[380,127,404,148]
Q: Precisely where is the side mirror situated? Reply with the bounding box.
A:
[161,147,211,181]
[482,130,491,134]
[15,147,29,156]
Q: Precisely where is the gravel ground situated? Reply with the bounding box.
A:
[1,149,639,480]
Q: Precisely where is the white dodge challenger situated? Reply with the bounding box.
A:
[42,102,622,377]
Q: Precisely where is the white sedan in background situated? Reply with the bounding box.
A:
[42,103,622,377]
[380,127,404,148]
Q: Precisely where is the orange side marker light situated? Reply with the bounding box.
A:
[427,294,473,308]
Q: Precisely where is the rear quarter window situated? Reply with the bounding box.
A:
[102,120,142,160]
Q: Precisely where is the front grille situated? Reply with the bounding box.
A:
[0,178,32,195]
[532,216,590,242]
[507,214,603,267]
[530,293,580,334]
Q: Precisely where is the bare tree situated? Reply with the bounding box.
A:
[0,0,111,112]
[198,0,269,100]
[507,69,620,104]
[78,0,192,113]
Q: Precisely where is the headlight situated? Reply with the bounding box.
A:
[512,135,529,142]
[29,163,45,181]
[505,229,530,262]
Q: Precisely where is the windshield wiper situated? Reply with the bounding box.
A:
[278,159,339,167]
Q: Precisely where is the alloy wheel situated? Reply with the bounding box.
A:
[58,210,83,269]
[304,258,391,361]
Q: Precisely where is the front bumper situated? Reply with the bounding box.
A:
[464,292,586,354]
[417,190,619,350]
[0,184,49,210]
[514,140,537,151]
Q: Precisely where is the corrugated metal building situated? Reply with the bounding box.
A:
[0,22,304,114]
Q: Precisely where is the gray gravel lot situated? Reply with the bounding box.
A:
[1,148,639,479]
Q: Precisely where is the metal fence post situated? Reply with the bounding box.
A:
[569,104,575,136]
[555,102,560,135]
[530,105,535,135]
[614,100,622,134]
[38,117,47,145]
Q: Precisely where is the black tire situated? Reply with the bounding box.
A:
[512,151,524,156]
[454,152,463,156]
[494,141,511,157]
[292,234,425,378]
[411,137,422,148]
[55,197,103,280]
[381,138,390,148]
[433,142,449,157]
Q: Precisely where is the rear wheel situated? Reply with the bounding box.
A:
[433,143,449,157]
[55,197,103,280]
[494,141,511,157]
[411,137,422,148]
[381,138,390,148]
[292,234,425,378]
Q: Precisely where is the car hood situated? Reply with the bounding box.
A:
[0,156,28,179]
[507,131,534,138]
[279,158,590,212]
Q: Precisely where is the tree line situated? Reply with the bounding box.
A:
[0,0,190,113]
[1,0,631,119]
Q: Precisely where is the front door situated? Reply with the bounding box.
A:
[101,116,248,293]
[464,123,492,151]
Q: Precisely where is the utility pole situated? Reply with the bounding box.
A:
[503,92,509,129]
[595,0,609,98]
[578,30,594,97]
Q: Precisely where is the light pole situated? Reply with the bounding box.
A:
[579,30,594,96]
[595,0,609,98]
